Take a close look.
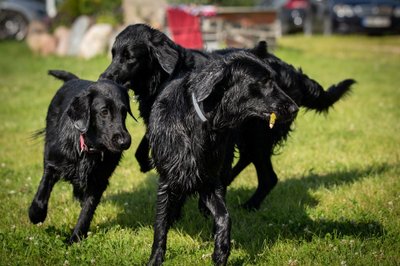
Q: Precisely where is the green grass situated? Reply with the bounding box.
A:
[0,35,399,265]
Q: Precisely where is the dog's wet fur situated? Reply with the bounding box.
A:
[147,53,298,265]
[101,24,355,210]
[29,70,132,244]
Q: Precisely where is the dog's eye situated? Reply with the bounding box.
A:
[123,50,133,59]
[100,109,109,117]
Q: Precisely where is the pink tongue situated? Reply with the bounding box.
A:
[80,134,87,152]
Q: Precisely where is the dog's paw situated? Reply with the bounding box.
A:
[68,233,83,245]
[28,201,47,224]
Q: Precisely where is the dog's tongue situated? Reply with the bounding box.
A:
[80,134,88,152]
[269,113,276,129]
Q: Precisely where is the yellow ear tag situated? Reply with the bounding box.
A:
[269,113,276,129]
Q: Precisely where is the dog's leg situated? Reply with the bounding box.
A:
[148,181,180,266]
[69,189,104,244]
[200,186,231,266]
[198,197,210,218]
[135,135,152,173]
[200,146,233,218]
[229,155,251,185]
[29,166,58,224]
[242,152,277,210]
[169,195,186,225]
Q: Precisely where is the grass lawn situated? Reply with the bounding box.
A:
[0,35,399,265]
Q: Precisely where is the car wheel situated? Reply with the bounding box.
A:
[0,10,29,41]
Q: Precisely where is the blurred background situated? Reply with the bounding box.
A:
[1,0,400,57]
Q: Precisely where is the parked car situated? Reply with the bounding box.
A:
[260,0,400,35]
[280,0,310,33]
[328,0,400,34]
[0,0,48,40]
[259,0,330,34]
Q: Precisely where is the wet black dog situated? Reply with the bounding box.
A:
[101,24,212,173]
[147,53,298,265]
[101,24,354,210]
[29,70,132,243]
[223,41,355,208]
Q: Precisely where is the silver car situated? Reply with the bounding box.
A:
[0,0,48,40]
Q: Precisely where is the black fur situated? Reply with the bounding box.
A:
[147,53,298,265]
[225,41,355,208]
[248,41,354,113]
[29,70,132,244]
[101,24,355,210]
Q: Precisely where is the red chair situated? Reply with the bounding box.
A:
[167,7,203,49]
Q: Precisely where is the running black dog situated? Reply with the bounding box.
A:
[29,70,132,243]
[101,24,355,210]
[224,41,355,208]
[147,53,298,265]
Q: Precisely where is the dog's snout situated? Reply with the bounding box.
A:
[112,133,131,150]
[100,63,120,81]
[100,71,114,81]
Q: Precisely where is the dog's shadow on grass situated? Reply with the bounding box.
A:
[102,163,390,261]
[224,163,389,263]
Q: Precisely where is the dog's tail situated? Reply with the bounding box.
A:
[301,77,355,113]
[249,41,355,113]
[48,70,79,82]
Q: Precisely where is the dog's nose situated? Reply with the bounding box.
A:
[112,133,131,150]
[100,65,119,81]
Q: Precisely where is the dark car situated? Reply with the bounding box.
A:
[259,0,331,34]
[0,0,48,40]
[259,0,304,33]
[328,0,400,34]
[280,0,309,33]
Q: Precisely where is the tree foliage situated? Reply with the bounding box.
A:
[54,0,123,26]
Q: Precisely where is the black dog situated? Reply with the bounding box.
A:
[147,52,298,265]
[101,24,354,210]
[29,70,132,243]
[223,41,355,208]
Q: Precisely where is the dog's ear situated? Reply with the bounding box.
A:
[149,31,179,74]
[250,41,268,58]
[191,62,227,102]
[121,87,138,122]
[67,92,91,133]
[126,101,137,121]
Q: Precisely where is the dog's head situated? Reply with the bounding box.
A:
[100,24,180,95]
[189,52,298,129]
[67,80,132,153]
